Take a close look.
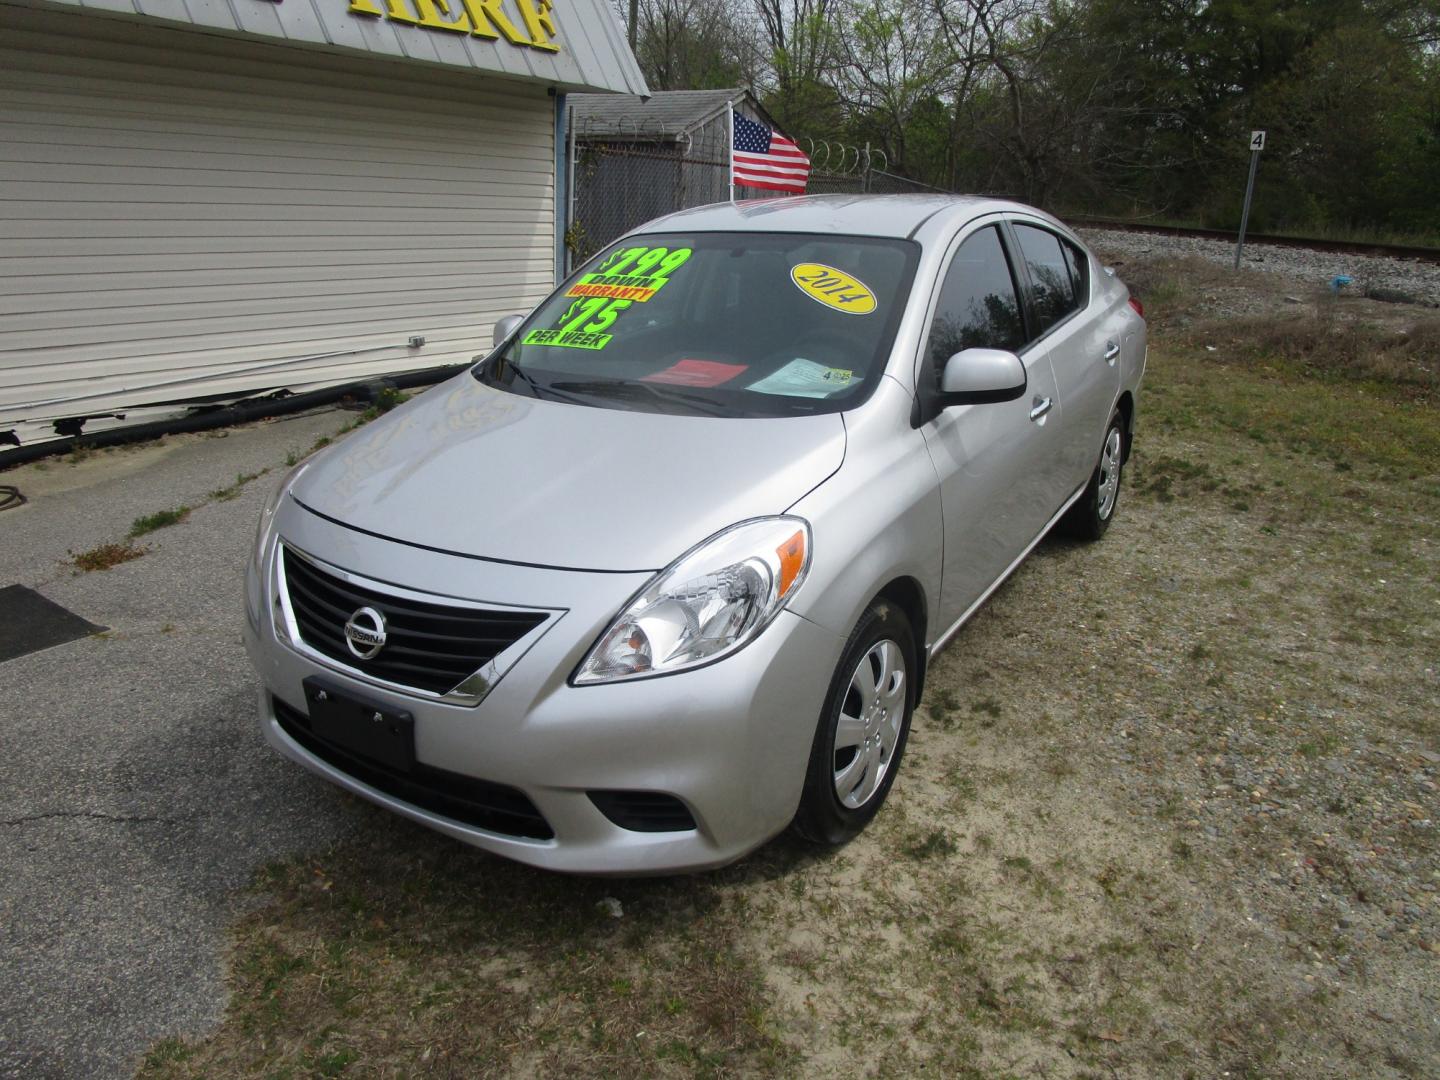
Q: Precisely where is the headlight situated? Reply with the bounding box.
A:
[573,517,812,685]
[251,459,309,568]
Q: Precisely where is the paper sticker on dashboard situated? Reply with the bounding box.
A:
[641,359,748,387]
[747,358,856,398]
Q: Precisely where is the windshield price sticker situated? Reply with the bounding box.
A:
[531,247,693,349]
[523,292,636,350]
[567,276,662,302]
[790,263,877,315]
[521,328,611,350]
[567,246,693,303]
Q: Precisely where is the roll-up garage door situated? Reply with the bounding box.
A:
[0,3,557,447]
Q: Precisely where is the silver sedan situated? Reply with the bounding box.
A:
[244,195,1146,874]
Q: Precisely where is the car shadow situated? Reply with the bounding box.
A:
[273,789,840,940]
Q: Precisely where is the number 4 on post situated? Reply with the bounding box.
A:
[1235,131,1266,269]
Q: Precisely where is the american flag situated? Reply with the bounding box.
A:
[731,111,811,194]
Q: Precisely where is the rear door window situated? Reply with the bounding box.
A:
[1013,224,1082,335]
[924,226,1025,387]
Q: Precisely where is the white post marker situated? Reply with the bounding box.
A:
[726,100,736,203]
[1234,129,1266,270]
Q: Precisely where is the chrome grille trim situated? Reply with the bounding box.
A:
[271,541,563,705]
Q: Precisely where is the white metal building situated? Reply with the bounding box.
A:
[0,0,646,449]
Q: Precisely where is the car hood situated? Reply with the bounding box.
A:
[290,375,846,572]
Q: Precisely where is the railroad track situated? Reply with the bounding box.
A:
[1065,216,1440,265]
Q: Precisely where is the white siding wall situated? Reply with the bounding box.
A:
[0,3,557,446]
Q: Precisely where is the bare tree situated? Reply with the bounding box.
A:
[633,0,755,90]
[831,0,949,171]
[751,0,845,129]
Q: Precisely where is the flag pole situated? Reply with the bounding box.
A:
[726,100,735,203]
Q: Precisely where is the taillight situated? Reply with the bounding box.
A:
[1128,295,1145,319]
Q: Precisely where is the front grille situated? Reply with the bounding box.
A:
[281,546,546,696]
[272,696,554,840]
[589,790,697,833]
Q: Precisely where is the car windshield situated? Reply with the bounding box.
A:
[475,231,919,418]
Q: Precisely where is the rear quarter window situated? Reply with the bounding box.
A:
[1061,238,1088,304]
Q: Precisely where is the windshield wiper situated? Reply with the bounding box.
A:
[548,379,730,417]
[487,357,591,407]
[491,356,538,393]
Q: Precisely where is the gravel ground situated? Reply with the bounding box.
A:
[1080,227,1440,307]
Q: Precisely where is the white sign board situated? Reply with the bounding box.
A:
[1249,130,1267,152]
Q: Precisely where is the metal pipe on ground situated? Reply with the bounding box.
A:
[0,363,468,471]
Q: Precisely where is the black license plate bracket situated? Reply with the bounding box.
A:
[302,678,415,772]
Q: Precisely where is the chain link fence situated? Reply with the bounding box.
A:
[565,134,950,270]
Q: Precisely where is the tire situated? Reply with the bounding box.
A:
[1062,409,1125,541]
[792,600,917,846]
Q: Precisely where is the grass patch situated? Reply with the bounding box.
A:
[1132,453,1223,503]
[1192,313,1440,397]
[1145,345,1440,475]
[334,389,414,437]
[140,1038,195,1070]
[70,541,145,572]
[360,387,411,422]
[971,696,1002,724]
[128,506,191,538]
[138,825,796,1078]
[207,468,268,503]
[902,828,958,860]
[927,686,962,728]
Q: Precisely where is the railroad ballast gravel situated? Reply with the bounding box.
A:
[1079,227,1440,308]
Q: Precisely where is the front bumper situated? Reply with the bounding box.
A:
[245,501,842,875]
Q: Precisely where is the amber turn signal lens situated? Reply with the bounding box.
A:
[776,530,806,599]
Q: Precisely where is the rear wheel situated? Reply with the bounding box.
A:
[1062,410,1125,541]
[792,600,916,846]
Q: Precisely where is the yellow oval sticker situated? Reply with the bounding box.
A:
[790,263,877,315]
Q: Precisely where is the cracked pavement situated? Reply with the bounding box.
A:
[0,409,367,1078]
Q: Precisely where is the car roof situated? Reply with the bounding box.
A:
[633,194,1050,240]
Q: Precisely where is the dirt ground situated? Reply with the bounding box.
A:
[139,253,1439,1079]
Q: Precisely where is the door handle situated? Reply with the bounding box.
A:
[1104,340,1120,364]
[1029,396,1053,421]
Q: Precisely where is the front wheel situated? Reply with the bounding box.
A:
[1062,410,1125,541]
[792,600,916,846]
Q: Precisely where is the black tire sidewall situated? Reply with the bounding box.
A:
[793,600,917,846]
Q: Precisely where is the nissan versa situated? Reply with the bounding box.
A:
[244,195,1146,874]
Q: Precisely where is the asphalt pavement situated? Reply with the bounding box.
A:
[0,408,372,1078]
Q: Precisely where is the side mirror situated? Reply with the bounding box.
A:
[492,313,525,348]
[939,348,1027,404]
